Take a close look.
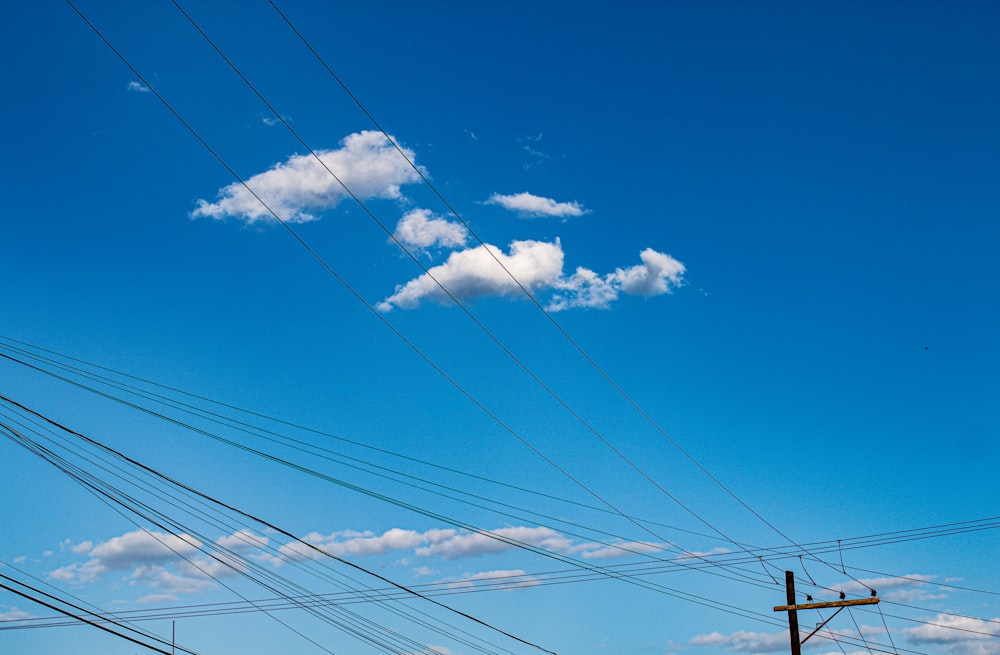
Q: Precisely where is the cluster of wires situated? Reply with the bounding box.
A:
[1,2,994,654]
[2,338,998,655]
[0,392,558,655]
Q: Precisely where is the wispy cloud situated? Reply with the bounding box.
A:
[127,80,150,93]
[486,192,586,218]
[448,569,539,592]
[903,614,1000,655]
[0,606,34,621]
[192,131,424,224]
[690,630,792,654]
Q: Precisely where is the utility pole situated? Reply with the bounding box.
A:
[774,571,880,655]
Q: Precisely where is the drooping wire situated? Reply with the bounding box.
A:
[0,397,557,655]
[876,604,901,655]
[264,0,878,592]
[0,393,791,633]
[0,576,183,655]
[165,0,770,588]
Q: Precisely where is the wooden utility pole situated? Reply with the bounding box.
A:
[774,571,880,655]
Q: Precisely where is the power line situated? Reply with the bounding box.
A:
[165,0,768,587]
[3,341,997,599]
[264,0,867,589]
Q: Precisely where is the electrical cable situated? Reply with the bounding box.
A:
[166,0,770,589]
[264,0,877,593]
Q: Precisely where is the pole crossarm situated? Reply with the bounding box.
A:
[774,598,880,612]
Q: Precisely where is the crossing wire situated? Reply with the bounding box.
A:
[64,0,792,598]
[165,0,768,588]
[264,0,871,591]
[2,341,997,599]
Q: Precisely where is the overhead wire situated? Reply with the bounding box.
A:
[61,0,848,614]
[264,0,876,592]
[2,341,997,603]
[3,390,992,655]
[0,392,791,630]
[0,398,554,655]
[164,0,771,589]
[0,574,186,655]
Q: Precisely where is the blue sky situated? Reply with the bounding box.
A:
[1,1,998,655]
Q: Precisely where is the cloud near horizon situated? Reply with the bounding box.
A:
[48,529,268,601]
[486,192,586,218]
[192,131,423,224]
[903,614,1000,655]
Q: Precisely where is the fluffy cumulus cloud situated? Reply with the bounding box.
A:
[378,240,565,311]
[192,131,423,224]
[903,614,1000,655]
[486,192,586,218]
[549,248,685,311]
[392,208,468,250]
[379,238,684,312]
[50,530,202,584]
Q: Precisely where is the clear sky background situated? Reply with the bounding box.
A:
[0,2,997,655]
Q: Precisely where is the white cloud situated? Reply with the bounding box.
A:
[70,540,93,555]
[192,131,423,224]
[46,529,236,601]
[904,614,1000,655]
[690,630,790,654]
[0,606,33,621]
[416,527,572,560]
[127,81,150,93]
[215,530,269,553]
[392,208,468,250]
[378,240,564,311]
[549,248,685,311]
[130,563,216,596]
[613,248,687,296]
[460,569,539,591]
[49,530,201,584]
[273,528,435,565]
[88,530,201,571]
[486,192,586,218]
[578,540,666,560]
[379,241,684,312]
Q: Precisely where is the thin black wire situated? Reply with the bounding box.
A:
[0,577,179,655]
[9,392,992,648]
[0,344,745,573]
[3,344,998,602]
[0,334,720,543]
[0,398,555,655]
[0,351,788,605]
[848,606,876,655]
[64,0,741,593]
[876,604,901,655]
[0,560,192,651]
[0,395,788,632]
[166,0,770,589]
[265,0,876,592]
[0,404,520,655]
